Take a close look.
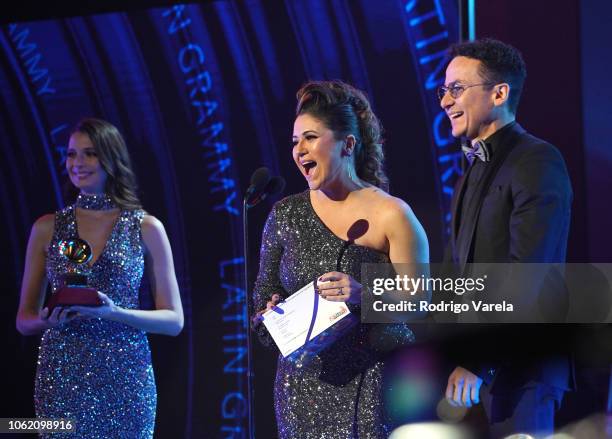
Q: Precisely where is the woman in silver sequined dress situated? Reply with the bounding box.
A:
[16,118,183,438]
[252,81,429,438]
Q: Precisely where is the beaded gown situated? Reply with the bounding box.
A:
[35,194,156,438]
[254,191,414,439]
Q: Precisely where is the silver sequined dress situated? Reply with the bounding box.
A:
[254,191,414,439]
[35,204,156,438]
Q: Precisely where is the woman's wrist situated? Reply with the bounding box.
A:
[35,310,59,332]
[106,304,125,322]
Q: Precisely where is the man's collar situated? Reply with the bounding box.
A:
[461,121,518,164]
[480,120,517,156]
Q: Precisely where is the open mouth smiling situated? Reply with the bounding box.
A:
[301,160,317,176]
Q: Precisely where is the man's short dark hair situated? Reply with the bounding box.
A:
[450,38,527,114]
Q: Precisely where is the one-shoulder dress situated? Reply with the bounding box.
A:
[254,191,414,438]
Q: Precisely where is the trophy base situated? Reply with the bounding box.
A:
[46,286,102,312]
[62,272,88,287]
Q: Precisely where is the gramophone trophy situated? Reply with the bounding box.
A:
[46,238,103,311]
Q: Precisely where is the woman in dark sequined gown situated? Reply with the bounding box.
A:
[253,81,429,438]
[17,118,184,438]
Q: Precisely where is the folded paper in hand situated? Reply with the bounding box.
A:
[262,281,355,359]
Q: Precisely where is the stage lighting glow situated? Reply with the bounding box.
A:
[385,374,437,421]
[389,422,472,439]
[502,434,535,439]
[558,413,608,439]
[384,347,442,422]
[543,434,575,439]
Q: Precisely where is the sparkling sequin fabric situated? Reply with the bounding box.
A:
[254,191,414,439]
[75,193,117,211]
[35,203,156,438]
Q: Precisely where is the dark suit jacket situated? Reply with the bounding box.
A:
[446,122,573,393]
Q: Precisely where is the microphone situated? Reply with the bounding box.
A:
[263,176,286,199]
[245,168,285,208]
[244,167,271,207]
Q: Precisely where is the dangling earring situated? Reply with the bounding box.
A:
[345,137,358,183]
[347,159,356,182]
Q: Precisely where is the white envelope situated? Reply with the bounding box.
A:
[262,281,352,357]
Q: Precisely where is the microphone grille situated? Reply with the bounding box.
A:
[266,176,286,196]
[250,167,271,191]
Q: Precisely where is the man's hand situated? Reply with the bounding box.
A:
[445,366,483,407]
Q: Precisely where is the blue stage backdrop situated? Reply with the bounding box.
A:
[0,1,460,437]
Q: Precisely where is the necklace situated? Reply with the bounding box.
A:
[75,193,117,211]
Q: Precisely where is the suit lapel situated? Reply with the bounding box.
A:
[458,124,526,271]
[451,163,472,259]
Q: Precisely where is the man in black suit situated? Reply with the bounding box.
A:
[439,38,573,437]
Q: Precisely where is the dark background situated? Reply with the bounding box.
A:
[0,0,610,437]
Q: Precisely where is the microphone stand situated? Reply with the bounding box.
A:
[243,196,256,439]
[242,172,285,439]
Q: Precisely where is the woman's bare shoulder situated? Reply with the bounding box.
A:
[32,213,55,235]
[141,214,169,245]
[361,188,414,217]
[29,213,55,250]
[141,213,167,235]
[141,213,163,229]
[363,189,425,239]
